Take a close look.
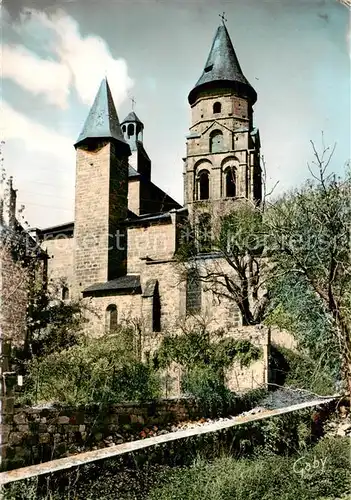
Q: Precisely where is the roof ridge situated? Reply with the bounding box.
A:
[188,24,256,105]
[75,78,130,149]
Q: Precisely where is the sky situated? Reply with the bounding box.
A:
[1,0,350,228]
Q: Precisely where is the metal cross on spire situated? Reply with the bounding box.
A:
[130,96,136,110]
[219,12,227,24]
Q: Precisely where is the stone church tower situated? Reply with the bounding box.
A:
[28,21,272,392]
[184,22,262,227]
[73,78,131,293]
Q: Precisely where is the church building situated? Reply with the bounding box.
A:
[36,22,263,363]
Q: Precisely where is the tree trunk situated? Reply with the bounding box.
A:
[338,320,351,396]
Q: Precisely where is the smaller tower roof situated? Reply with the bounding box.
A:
[75,78,128,148]
[121,111,143,126]
[188,23,256,105]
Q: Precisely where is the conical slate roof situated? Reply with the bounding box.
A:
[121,111,143,125]
[188,24,256,105]
[75,78,129,148]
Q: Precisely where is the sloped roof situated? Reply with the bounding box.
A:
[75,78,130,150]
[128,164,140,177]
[188,24,256,105]
[83,275,141,295]
[121,111,143,125]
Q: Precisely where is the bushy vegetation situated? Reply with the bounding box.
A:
[181,366,234,415]
[265,156,351,393]
[154,330,261,372]
[270,344,335,396]
[4,436,350,500]
[148,437,351,500]
[266,274,341,381]
[20,327,161,406]
[18,322,263,408]
[154,330,262,414]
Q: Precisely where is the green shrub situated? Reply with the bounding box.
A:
[154,331,261,372]
[21,329,161,406]
[181,366,234,416]
[154,330,262,416]
[270,344,335,396]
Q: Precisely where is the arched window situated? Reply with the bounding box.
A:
[122,125,126,133]
[152,283,161,332]
[197,170,210,200]
[106,304,118,332]
[136,123,143,141]
[127,124,134,138]
[62,286,69,301]
[225,167,236,198]
[186,268,201,314]
[209,130,223,153]
[213,102,221,114]
[197,213,211,253]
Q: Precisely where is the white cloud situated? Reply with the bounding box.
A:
[1,102,75,227]
[2,45,71,108]
[46,11,134,106]
[4,8,134,108]
[1,101,73,155]
[1,9,134,226]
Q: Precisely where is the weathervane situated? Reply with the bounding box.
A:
[219,12,227,24]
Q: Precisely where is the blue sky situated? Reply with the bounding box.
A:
[2,0,350,228]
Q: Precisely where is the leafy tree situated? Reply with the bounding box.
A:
[266,142,351,392]
[266,273,340,379]
[176,202,270,325]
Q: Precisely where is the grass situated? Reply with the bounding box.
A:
[148,437,351,500]
[3,437,350,500]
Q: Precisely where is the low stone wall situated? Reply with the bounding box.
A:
[2,399,201,470]
[1,391,267,471]
[0,398,338,495]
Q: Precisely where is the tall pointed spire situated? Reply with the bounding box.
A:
[188,24,256,105]
[75,78,129,150]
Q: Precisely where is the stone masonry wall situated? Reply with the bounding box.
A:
[74,142,128,294]
[42,236,74,296]
[127,222,176,274]
[128,178,141,216]
[2,399,202,469]
[83,293,143,336]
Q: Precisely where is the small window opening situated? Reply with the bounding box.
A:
[197,170,210,200]
[122,125,126,133]
[106,304,118,332]
[62,286,69,301]
[186,268,201,314]
[225,168,236,198]
[127,124,134,138]
[213,102,221,114]
[152,283,161,332]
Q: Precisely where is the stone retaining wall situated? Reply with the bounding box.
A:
[1,399,201,470]
[1,391,265,471]
[0,398,338,490]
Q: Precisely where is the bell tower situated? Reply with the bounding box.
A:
[184,22,262,223]
[121,111,151,180]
